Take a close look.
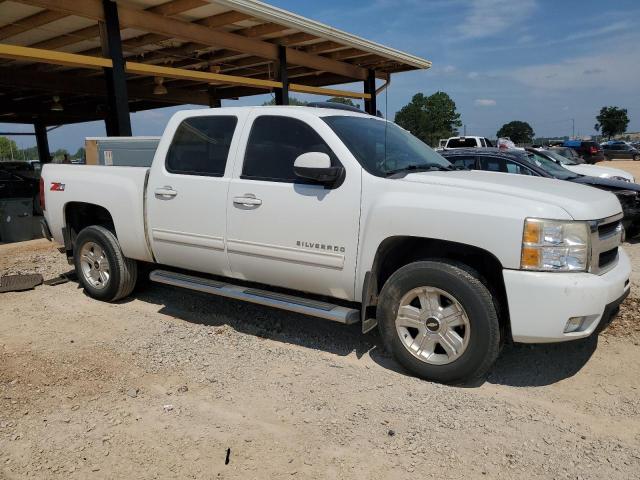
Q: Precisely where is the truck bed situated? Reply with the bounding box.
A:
[42,164,154,262]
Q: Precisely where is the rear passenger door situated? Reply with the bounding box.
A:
[146,113,242,275]
[225,112,361,301]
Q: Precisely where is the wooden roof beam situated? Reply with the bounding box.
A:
[27,0,210,51]
[0,9,66,41]
[0,65,209,105]
[16,0,369,80]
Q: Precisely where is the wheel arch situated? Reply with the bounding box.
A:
[63,202,116,255]
[364,236,511,341]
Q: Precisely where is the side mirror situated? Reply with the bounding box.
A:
[293,152,344,187]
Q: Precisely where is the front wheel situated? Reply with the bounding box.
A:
[633,154,640,162]
[74,225,137,302]
[377,261,501,384]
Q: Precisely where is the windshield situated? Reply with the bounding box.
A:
[542,149,579,165]
[322,115,451,177]
[524,151,579,180]
[551,148,584,164]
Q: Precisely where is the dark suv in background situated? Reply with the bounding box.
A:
[603,143,640,161]
[563,140,604,164]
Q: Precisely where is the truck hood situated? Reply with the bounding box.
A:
[401,170,621,220]
[564,164,634,182]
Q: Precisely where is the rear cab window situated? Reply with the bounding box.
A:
[242,115,340,183]
[166,116,238,176]
[446,138,478,148]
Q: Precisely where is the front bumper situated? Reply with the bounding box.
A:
[504,248,631,343]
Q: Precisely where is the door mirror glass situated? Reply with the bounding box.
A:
[293,152,343,187]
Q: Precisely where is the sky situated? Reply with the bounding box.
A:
[3,0,640,153]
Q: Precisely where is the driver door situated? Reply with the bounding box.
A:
[225,112,361,301]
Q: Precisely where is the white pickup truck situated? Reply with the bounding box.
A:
[41,106,631,384]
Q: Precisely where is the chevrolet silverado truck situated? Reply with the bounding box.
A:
[40,106,631,384]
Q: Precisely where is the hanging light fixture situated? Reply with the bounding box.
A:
[51,95,63,112]
[153,76,168,95]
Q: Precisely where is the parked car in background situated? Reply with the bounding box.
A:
[0,163,41,214]
[0,160,41,178]
[528,148,634,182]
[0,168,36,199]
[441,148,640,234]
[602,143,640,161]
[442,136,493,149]
[563,140,604,164]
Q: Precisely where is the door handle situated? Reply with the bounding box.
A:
[155,186,177,198]
[233,195,262,207]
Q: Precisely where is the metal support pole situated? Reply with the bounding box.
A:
[208,86,221,108]
[99,0,131,136]
[34,121,51,164]
[363,69,376,115]
[274,45,289,105]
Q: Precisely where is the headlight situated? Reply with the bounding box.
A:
[521,218,590,271]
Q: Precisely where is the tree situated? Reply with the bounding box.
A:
[394,92,462,146]
[595,106,629,139]
[52,148,69,162]
[496,121,535,145]
[327,97,359,108]
[0,136,19,160]
[262,96,308,106]
[73,147,86,160]
[19,145,39,160]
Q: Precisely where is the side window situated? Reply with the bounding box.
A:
[448,156,476,169]
[484,138,494,147]
[166,116,238,176]
[480,157,532,175]
[242,116,338,182]
[505,160,533,175]
[480,138,486,147]
[480,156,508,172]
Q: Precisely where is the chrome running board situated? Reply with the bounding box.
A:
[149,269,360,324]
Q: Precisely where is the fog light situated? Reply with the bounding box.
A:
[564,316,586,333]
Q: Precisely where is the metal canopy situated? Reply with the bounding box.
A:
[0,0,431,128]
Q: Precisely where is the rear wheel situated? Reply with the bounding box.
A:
[633,154,639,162]
[74,225,137,302]
[377,261,501,384]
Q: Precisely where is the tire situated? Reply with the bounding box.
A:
[633,155,639,162]
[74,225,137,302]
[377,260,501,385]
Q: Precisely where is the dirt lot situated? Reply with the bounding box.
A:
[2,235,640,478]
[597,159,640,179]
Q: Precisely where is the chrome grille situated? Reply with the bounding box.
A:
[588,213,623,275]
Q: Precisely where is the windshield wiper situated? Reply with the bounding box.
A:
[384,163,453,177]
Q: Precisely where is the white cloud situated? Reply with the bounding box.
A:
[458,0,536,39]
[442,65,457,73]
[474,98,497,107]
[467,71,479,79]
[509,50,640,91]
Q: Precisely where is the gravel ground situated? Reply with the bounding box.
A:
[1,238,639,480]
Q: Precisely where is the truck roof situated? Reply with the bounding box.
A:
[182,105,375,119]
